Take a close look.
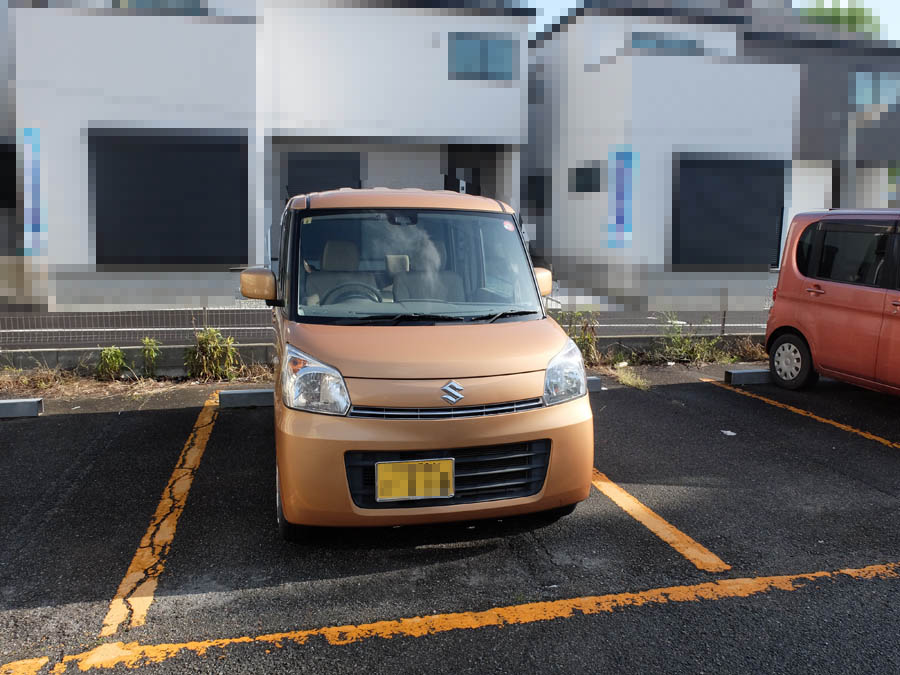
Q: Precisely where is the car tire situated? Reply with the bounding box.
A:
[276,465,309,543]
[770,334,817,390]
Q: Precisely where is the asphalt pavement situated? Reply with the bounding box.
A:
[1,368,898,674]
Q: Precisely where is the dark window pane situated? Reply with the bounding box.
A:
[673,158,786,268]
[449,34,518,81]
[569,166,607,193]
[795,223,815,276]
[91,134,248,266]
[817,229,889,287]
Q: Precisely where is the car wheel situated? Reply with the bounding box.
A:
[275,465,308,543]
[770,334,817,390]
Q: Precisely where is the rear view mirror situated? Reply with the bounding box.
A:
[534,267,552,297]
[241,267,277,302]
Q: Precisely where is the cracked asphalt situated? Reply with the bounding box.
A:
[1,367,899,674]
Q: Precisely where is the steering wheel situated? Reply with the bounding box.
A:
[320,282,383,305]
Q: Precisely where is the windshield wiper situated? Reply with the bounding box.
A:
[336,313,468,325]
[471,310,541,324]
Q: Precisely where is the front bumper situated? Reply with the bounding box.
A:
[275,396,594,527]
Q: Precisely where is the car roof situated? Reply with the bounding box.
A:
[286,188,514,214]
[810,208,900,217]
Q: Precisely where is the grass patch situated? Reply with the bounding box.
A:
[558,311,767,368]
[0,362,275,400]
[612,366,650,391]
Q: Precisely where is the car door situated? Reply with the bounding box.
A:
[805,219,890,381]
[876,231,900,388]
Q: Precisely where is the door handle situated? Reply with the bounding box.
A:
[893,301,900,307]
[805,287,826,295]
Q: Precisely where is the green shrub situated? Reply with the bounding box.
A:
[558,310,601,367]
[185,328,241,381]
[654,312,726,364]
[96,346,126,381]
[140,337,162,378]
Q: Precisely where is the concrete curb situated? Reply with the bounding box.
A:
[0,398,43,418]
[725,368,771,385]
[587,376,605,392]
[219,389,274,408]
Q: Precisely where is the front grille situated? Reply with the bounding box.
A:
[348,397,544,420]
[345,440,551,509]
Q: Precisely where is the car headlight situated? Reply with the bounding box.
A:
[543,338,587,406]
[281,344,350,415]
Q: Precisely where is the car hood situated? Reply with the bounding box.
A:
[283,317,569,379]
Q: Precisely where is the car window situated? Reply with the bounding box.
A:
[795,223,816,277]
[816,225,891,287]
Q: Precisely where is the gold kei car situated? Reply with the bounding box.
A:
[241,188,594,541]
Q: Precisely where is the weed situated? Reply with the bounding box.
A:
[653,312,727,365]
[96,346,127,381]
[559,311,601,367]
[185,328,241,381]
[730,335,768,362]
[140,337,162,378]
[614,367,650,391]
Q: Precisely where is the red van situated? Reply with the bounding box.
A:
[766,210,900,394]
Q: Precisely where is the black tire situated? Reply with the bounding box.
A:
[276,466,309,543]
[769,333,817,390]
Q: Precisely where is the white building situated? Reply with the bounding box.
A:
[9,0,531,310]
[525,0,900,313]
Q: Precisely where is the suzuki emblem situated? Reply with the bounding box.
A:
[441,380,464,405]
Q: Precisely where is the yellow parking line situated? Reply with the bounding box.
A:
[592,469,731,573]
[4,561,897,673]
[701,379,900,450]
[98,391,220,638]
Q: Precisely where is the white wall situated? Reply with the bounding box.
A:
[535,15,802,310]
[15,9,256,307]
[262,4,528,142]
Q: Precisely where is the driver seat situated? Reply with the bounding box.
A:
[305,240,376,305]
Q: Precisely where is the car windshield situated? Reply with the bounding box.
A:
[294,209,543,323]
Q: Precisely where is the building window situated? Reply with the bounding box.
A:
[449,33,519,81]
[569,164,607,193]
[112,0,207,12]
[629,32,705,55]
[852,71,900,107]
[673,157,786,268]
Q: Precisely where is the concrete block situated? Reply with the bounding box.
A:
[0,398,43,418]
[725,369,771,386]
[587,376,605,392]
[219,389,274,408]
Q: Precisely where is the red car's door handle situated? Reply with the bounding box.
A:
[892,301,900,307]
[805,287,826,295]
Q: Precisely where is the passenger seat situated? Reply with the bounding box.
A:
[392,242,465,303]
[305,240,376,305]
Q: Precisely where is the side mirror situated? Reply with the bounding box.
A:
[534,267,552,297]
[240,267,277,302]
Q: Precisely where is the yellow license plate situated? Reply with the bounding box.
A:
[376,459,455,502]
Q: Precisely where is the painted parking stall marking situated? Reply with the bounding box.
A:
[591,468,731,573]
[701,379,900,450]
[99,391,220,637]
[4,561,897,673]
